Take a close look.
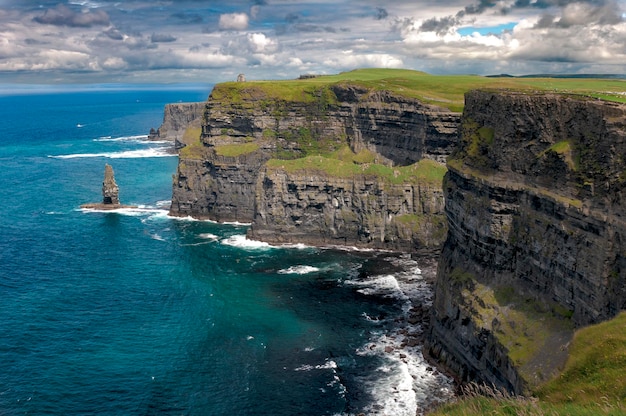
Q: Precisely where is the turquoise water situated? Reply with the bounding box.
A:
[0,88,453,415]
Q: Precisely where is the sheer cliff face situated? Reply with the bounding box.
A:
[170,83,458,249]
[428,90,626,393]
[152,102,206,146]
[249,166,447,251]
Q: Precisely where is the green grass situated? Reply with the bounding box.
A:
[266,152,446,185]
[537,311,626,407]
[429,312,626,415]
[178,127,204,159]
[539,140,578,171]
[211,69,626,112]
[214,142,259,157]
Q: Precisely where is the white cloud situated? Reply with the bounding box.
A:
[324,52,404,70]
[219,13,249,31]
[247,33,277,53]
[102,56,126,70]
[35,49,96,70]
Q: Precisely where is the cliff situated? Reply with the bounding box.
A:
[170,81,459,250]
[149,102,206,148]
[427,90,626,394]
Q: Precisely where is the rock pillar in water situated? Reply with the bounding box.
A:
[102,164,120,205]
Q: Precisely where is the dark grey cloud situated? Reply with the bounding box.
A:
[375,8,389,20]
[103,28,124,40]
[24,38,49,45]
[151,33,177,43]
[285,12,300,23]
[293,23,337,33]
[459,0,497,16]
[33,4,110,27]
[419,15,461,34]
[534,14,558,28]
[531,0,624,28]
[171,12,204,24]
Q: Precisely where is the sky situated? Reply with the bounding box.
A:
[0,0,625,84]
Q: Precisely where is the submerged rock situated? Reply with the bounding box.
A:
[81,164,136,210]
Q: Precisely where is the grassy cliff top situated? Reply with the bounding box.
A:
[210,68,626,112]
[430,311,626,415]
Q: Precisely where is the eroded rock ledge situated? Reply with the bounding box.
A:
[427,90,626,394]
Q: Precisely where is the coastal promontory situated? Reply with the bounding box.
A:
[162,69,626,412]
[169,71,461,251]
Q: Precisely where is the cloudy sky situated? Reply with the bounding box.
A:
[0,0,625,84]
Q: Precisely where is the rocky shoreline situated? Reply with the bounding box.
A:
[343,251,456,415]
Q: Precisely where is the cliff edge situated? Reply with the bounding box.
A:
[170,79,459,251]
[149,102,206,149]
[427,90,626,394]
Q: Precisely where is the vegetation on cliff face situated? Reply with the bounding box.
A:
[265,149,447,186]
[214,142,259,157]
[430,312,626,416]
[178,127,203,159]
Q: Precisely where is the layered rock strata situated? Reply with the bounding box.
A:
[149,102,206,148]
[170,82,459,250]
[248,163,447,251]
[427,90,626,394]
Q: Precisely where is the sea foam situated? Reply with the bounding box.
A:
[345,256,455,415]
[278,265,320,275]
[220,235,273,250]
[49,147,174,159]
[92,134,150,142]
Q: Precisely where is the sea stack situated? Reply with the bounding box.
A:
[81,164,136,210]
[102,164,120,205]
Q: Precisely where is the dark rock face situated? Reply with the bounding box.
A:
[149,102,206,148]
[170,83,459,249]
[248,168,447,252]
[427,91,626,394]
[338,88,459,165]
[102,163,120,205]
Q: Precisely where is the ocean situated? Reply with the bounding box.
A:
[0,86,453,415]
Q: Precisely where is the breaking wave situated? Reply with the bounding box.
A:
[49,147,174,159]
[278,265,320,275]
[343,256,455,415]
[220,235,273,250]
[93,134,150,142]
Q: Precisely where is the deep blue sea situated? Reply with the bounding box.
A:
[0,87,453,415]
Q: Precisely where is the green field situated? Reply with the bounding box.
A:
[429,312,626,415]
[213,68,626,112]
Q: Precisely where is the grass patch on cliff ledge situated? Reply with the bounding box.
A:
[214,142,259,157]
[429,312,626,416]
[213,68,626,112]
[178,127,204,159]
[266,152,447,185]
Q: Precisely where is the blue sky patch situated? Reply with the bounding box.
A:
[458,22,517,36]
